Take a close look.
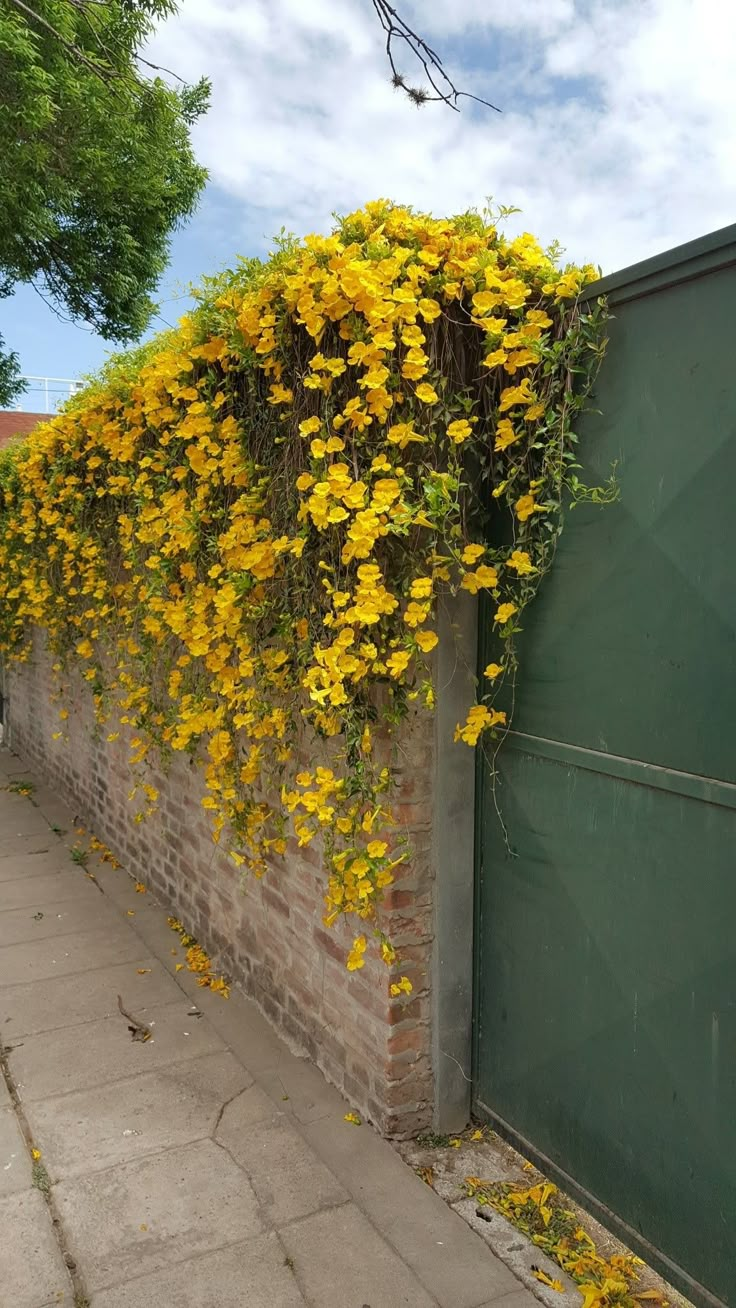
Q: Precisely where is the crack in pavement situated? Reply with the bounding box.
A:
[0,1028,89,1305]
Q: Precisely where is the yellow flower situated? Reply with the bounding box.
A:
[367,840,387,858]
[414,382,438,405]
[525,402,545,422]
[499,378,534,411]
[346,935,367,970]
[299,416,321,437]
[387,422,425,448]
[415,630,438,652]
[447,419,472,444]
[401,325,425,346]
[454,704,507,745]
[483,662,504,680]
[472,290,502,316]
[403,601,429,628]
[483,348,507,369]
[418,297,441,322]
[493,602,518,625]
[390,976,412,996]
[461,565,498,594]
[504,348,539,375]
[344,1111,362,1125]
[380,939,396,965]
[267,383,293,406]
[507,549,534,575]
[461,544,485,565]
[386,649,412,679]
[515,493,539,522]
[494,419,520,452]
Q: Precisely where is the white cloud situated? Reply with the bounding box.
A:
[147,0,736,274]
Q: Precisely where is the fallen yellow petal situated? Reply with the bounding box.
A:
[532,1268,564,1292]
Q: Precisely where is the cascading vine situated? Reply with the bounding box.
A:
[0,200,609,987]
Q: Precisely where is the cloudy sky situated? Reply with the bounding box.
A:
[3,0,735,408]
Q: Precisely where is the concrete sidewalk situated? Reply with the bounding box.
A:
[0,744,534,1308]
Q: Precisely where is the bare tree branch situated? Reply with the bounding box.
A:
[370,0,501,113]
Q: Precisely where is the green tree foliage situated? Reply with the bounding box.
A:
[0,0,209,404]
[0,331,24,407]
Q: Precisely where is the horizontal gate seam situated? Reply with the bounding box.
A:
[505,731,736,811]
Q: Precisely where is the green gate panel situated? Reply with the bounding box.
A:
[507,260,736,784]
[474,224,736,1307]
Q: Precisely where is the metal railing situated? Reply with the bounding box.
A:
[18,376,84,414]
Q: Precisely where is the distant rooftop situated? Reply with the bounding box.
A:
[0,411,46,447]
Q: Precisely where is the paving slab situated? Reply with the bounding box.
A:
[89,1233,307,1307]
[3,958,183,1038]
[0,892,122,947]
[10,999,227,1101]
[26,1050,251,1180]
[0,922,143,986]
[0,868,93,909]
[0,838,60,867]
[258,1050,347,1124]
[0,1186,74,1308]
[213,1080,282,1129]
[476,1293,541,1308]
[302,1115,520,1308]
[55,1137,264,1291]
[217,1102,347,1226]
[0,1104,32,1196]
[0,796,53,836]
[0,749,24,776]
[280,1202,437,1308]
[144,947,293,1073]
[23,784,75,826]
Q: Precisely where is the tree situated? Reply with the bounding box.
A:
[0,0,209,406]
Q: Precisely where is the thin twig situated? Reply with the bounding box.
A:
[370,0,501,113]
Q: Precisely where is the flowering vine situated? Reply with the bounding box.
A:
[0,201,608,984]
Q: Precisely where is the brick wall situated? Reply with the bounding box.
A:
[6,636,438,1136]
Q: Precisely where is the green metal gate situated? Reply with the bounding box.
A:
[474,225,736,1307]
